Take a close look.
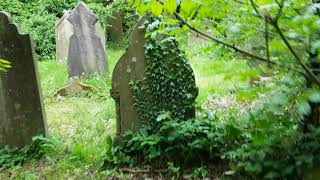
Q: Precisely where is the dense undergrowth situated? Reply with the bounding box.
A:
[107,73,320,179]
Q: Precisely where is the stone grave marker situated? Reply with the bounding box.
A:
[108,12,123,41]
[0,11,47,147]
[55,10,106,63]
[110,17,146,136]
[111,17,198,137]
[67,2,108,77]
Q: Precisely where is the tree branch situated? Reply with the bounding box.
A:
[265,18,271,67]
[173,12,274,64]
[171,11,307,75]
[249,0,320,86]
[273,22,320,86]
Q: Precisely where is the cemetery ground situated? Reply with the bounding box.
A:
[0,41,252,179]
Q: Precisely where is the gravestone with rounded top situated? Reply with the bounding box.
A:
[55,10,106,63]
[0,11,47,147]
[110,17,147,136]
[67,2,108,77]
[111,17,198,137]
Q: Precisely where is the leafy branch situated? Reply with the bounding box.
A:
[249,0,320,86]
[170,11,306,75]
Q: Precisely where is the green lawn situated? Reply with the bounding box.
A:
[0,41,253,179]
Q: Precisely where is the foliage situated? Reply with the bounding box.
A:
[0,0,123,59]
[107,0,138,37]
[129,0,320,126]
[110,90,320,178]
[130,17,198,131]
[0,136,55,168]
[0,59,11,72]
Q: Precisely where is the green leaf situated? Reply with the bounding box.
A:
[151,1,163,16]
[164,0,177,14]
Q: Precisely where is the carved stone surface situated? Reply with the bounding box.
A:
[67,2,108,77]
[0,11,47,147]
[111,17,147,136]
[55,10,106,63]
[108,12,123,41]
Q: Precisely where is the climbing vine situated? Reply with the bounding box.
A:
[130,19,198,130]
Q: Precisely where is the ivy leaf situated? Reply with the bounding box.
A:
[156,111,171,122]
[164,0,177,14]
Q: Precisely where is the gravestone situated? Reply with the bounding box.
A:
[67,2,108,77]
[111,16,198,137]
[55,10,106,63]
[0,11,47,147]
[108,12,123,41]
[110,17,146,136]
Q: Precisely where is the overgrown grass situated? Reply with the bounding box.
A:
[0,39,253,179]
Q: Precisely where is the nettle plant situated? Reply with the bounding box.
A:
[129,0,320,128]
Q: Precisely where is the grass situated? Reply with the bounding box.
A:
[0,39,255,179]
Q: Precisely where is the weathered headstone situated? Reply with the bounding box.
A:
[111,17,198,137]
[110,17,146,136]
[0,11,47,147]
[55,10,106,63]
[67,2,108,77]
[108,12,123,41]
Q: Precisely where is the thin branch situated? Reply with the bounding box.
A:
[249,0,320,85]
[273,22,320,86]
[171,11,306,75]
[275,0,285,21]
[173,12,274,64]
[249,0,263,19]
[265,18,271,67]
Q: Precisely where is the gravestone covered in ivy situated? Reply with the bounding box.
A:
[111,16,198,137]
[55,10,106,63]
[67,2,108,77]
[0,11,47,147]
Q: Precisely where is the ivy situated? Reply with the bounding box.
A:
[130,18,198,130]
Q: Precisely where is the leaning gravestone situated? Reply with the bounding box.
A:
[0,11,47,147]
[67,2,108,77]
[111,17,198,137]
[55,10,106,63]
